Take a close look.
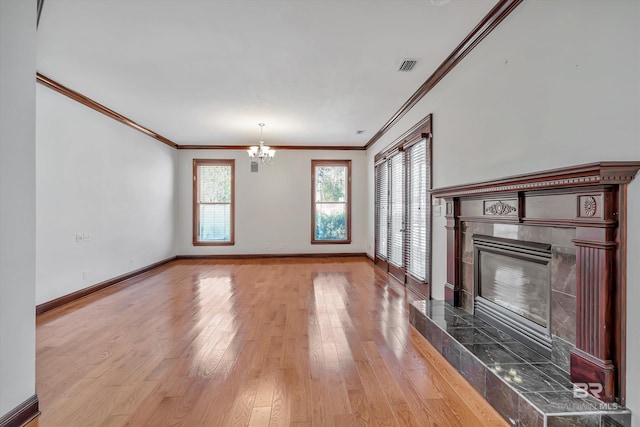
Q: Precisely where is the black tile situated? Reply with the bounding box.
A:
[425,318,443,352]
[462,343,526,366]
[551,245,576,296]
[430,314,471,329]
[443,304,471,316]
[410,300,426,315]
[501,341,549,363]
[462,232,474,264]
[460,351,486,397]
[518,225,552,244]
[441,334,462,371]
[518,397,544,427]
[521,391,597,413]
[551,335,573,373]
[486,370,519,426]
[492,224,519,239]
[601,413,632,427]
[462,262,473,293]
[547,414,600,427]
[530,363,572,389]
[551,291,576,343]
[459,291,474,316]
[489,363,567,393]
[468,221,494,236]
[445,327,496,345]
[477,325,520,343]
[551,227,576,247]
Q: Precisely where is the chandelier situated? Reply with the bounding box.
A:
[247,123,275,164]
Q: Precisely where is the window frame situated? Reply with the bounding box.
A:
[374,114,432,296]
[192,159,235,246]
[311,159,352,244]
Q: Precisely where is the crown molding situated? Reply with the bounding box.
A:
[364,0,523,150]
[36,73,178,149]
[432,162,640,199]
[178,144,365,151]
[36,0,521,154]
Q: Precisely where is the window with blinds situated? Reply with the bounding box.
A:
[373,114,432,295]
[193,159,235,245]
[311,160,351,244]
[375,163,388,259]
[405,139,430,281]
[388,151,404,268]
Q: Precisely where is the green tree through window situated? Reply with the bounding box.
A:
[312,160,351,243]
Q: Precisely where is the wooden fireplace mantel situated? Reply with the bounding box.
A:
[432,161,640,404]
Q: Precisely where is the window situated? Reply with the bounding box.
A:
[311,160,351,244]
[374,115,432,296]
[193,159,234,245]
[405,138,430,281]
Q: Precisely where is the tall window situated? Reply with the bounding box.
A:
[312,160,351,244]
[405,138,429,281]
[374,115,432,296]
[193,159,235,245]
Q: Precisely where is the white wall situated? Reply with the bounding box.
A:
[366,0,640,419]
[0,0,36,417]
[177,149,367,256]
[35,85,177,305]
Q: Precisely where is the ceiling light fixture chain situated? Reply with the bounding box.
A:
[247,122,276,164]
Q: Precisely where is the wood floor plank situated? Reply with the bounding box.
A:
[28,257,508,427]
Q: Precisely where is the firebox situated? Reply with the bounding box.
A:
[473,234,552,357]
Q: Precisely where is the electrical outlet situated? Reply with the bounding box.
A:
[76,233,84,242]
[83,232,91,241]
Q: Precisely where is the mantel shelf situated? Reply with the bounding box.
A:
[432,161,640,198]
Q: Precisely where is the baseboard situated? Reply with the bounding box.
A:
[36,253,368,315]
[0,395,39,427]
[36,256,177,315]
[175,252,368,260]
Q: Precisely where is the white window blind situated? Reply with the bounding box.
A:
[405,139,430,281]
[388,151,404,267]
[194,160,234,244]
[375,163,388,259]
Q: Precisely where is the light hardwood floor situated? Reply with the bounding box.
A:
[28,257,508,426]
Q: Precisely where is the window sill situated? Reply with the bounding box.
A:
[193,241,235,246]
[311,240,352,245]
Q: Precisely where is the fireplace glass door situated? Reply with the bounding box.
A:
[473,235,552,356]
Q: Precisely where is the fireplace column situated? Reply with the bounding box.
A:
[571,215,618,403]
[444,198,460,306]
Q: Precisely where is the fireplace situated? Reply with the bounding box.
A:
[473,235,552,357]
[432,162,640,404]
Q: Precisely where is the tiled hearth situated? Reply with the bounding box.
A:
[409,300,631,427]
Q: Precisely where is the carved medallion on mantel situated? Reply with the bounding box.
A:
[432,162,640,405]
[484,200,517,216]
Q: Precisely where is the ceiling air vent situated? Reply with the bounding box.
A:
[398,59,418,72]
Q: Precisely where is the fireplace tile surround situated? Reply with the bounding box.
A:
[461,222,576,372]
[409,300,631,426]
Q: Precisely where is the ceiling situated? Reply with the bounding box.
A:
[37,0,498,147]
